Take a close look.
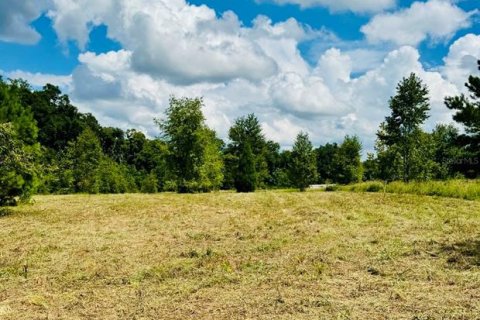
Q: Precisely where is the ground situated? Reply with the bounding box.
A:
[0,191,479,319]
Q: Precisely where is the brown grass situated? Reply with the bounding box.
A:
[1,191,479,319]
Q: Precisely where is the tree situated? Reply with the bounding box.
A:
[445,60,480,177]
[316,143,339,183]
[0,123,37,205]
[363,153,379,181]
[234,142,257,192]
[0,78,38,145]
[289,132,317,192]
[198,128,224,192]
[156,97,223,193]
[29,84,100,151]
[100,127,126,163]
[334,135,363,184]
[66,128,104,193]
[377,73,430,182]
[430,124,464,179]
[228,114,268,190]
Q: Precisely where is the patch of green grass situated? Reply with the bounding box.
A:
[0,192,479,319]
[339,179,480,200]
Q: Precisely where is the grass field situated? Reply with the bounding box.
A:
[1,191,479,319]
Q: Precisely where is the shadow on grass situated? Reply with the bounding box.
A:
[441,240,480,268]
[0,207,13,218]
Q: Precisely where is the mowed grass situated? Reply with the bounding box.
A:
[1,191,480,319]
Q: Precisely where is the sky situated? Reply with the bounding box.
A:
[0,0,479,152]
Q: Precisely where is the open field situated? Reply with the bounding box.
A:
[1,191,480,319]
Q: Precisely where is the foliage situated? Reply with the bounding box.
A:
[377,73,431,182]
[97,157,137,194]
[333,135,363,184]
[0,123,37,205]
[228,114,268,189]
[141,172,159,194]
[234,142,257,192]
[0,78,38,145]
[316,143,339,184]
[156,97,223,193]
[289,132,317,191]
[445,60,480,177]
[66,128,104,194]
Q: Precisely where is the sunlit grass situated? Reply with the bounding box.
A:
[339,179,480,200]
[0,192,479,319]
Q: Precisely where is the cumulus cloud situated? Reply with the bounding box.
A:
[3,0,475,151]
[66,41,463,151]
[0,1,48,44]
[362,0,475,46]
[256,0,395,13]
[442,34,480,89]
[47,0,280,84]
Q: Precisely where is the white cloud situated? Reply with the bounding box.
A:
[2,70,72,89]
[2,0,475,152]
[256,0,395,13]
[362,0,475,46]
[442,33,480,89]
[0,1,48,44]
[66,42,463,152]
[48,0,279,84]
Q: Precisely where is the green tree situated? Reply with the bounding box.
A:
[228,114,268,190]
[290,132,317,191]
[363,153,379,181]
[29,84,100,151]
[0,123,37,205]
[316,143,339,183]
[198,128,224,192]
[445,60,480,177]
[334,135,363,184]
[234,142,257,192]
[0,78,38,145]
[430,124,464,179]
[66,128,103,193]
[156,97,223,193]
[377,73,430,182]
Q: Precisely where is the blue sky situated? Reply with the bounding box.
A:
[0,0,479,150]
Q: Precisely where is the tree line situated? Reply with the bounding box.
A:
[1,61,479,204]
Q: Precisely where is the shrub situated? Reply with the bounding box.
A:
[141,172,158,194]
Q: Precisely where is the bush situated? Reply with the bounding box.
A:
[163,180,178,192]
[97,158,136,194]
[141,172,158,194]
[325,185,339,192]
[366,182,384,193]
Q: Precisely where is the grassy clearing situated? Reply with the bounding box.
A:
[338,179,480,200]
[0,191,479,319]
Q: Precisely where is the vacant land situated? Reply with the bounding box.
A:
[0,192,479,319]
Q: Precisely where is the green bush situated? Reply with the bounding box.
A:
[325,185,339,192]
[141,172,158,194]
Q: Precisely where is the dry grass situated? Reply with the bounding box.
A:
[1,191,480,319]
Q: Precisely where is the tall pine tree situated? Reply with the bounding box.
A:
[445,60,480,177]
